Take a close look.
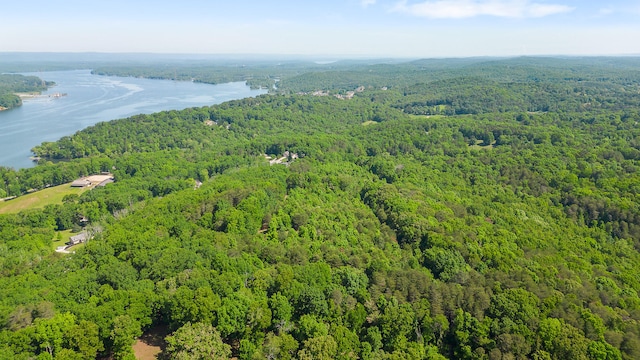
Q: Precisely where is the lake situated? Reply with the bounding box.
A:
[0,70,267,169]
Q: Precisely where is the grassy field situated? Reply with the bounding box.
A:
[408,114,447,120]
[52,229,74,248]
[52,230,88,252]
[0,183,88,214]
[469,139,496,150]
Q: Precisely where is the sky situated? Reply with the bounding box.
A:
[2,0,640,58]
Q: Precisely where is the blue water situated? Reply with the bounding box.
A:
[0,70,266,169]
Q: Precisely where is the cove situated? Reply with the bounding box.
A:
[0,70,267,169]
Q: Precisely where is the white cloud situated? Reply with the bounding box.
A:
[361,0,377,7]
[392,0,574,19]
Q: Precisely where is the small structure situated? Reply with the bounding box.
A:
[68,232,88,246]
[78,215,89,225]
[96,178,115,187]
[71,179,92,188]
[267,151,300,166]
[284,151,299,160]
[71,174,114,188]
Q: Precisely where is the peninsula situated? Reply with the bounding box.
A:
[0,74,53,111]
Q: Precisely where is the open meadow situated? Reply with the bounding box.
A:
[0,182,87,214]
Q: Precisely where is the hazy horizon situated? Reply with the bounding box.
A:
[1,52,639,67]
[2,1,640,58]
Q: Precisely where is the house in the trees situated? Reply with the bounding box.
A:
[68,232,88,246]
[71,179,92,188]
[70,174,115,188]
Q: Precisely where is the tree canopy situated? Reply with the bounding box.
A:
[2,56,640,359]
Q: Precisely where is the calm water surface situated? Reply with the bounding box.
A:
[0,70,266,169]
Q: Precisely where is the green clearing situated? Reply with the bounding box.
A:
[52,229,74,248]
[52,230,87,252]
[0,183,88,214]
[408,114,447,120]
[469,139,496,150]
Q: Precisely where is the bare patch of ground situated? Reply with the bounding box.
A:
[133,326,169,360]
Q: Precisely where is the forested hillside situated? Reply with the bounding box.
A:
[2,58,640,359]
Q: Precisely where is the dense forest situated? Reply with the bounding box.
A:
[2,57,640,359]
[0,74,51,110]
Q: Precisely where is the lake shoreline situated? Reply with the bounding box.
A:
[0,70,267,169]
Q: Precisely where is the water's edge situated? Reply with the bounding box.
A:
[0,70,267,169]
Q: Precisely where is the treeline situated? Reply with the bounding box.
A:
[388,77,640,115]
[90,57,640,109]
[0,93,20,109]
[1,59,640,359]
[273,56,640,94]
[92,63,315,90]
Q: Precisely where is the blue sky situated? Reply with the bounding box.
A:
[2,0,640,57]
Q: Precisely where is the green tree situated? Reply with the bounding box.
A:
[165,322,231,360]
[423,247,468,282]
[298,335,338,360]
[33,313,76,358]
[109,315,141,360]
[261,332,299,360]
[538,318,590,360]
[270,292,293,333]
[68,320,103,360]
